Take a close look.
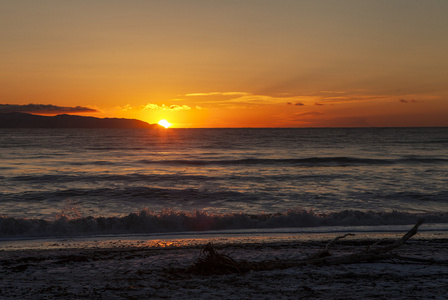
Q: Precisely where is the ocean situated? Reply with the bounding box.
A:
[1,127,448,239]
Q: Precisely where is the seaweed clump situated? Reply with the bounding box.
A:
[186,243,242,275]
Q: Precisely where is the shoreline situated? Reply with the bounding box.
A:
[2,225,448,251]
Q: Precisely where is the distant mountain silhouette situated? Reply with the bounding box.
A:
[0,112,158,128]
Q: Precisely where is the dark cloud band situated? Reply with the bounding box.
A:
[0,104,98,114]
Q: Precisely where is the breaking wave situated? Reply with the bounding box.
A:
[2,208,448,238]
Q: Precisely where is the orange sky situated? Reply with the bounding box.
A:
[1,1,447,127]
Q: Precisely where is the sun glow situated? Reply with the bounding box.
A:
[158,119,172,128]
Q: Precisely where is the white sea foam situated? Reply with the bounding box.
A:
[2,208,448,238]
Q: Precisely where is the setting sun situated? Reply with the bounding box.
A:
[158,119,172,128]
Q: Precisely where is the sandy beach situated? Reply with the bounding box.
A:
[1,231,448,299]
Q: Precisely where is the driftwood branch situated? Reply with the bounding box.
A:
[306,233,355,260]
[369,218,424,255]
[182,219,425,275]
[302,218,425,267]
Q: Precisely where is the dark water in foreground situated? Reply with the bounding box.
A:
[1,127,447,237]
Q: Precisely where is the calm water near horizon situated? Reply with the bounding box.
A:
[1,127,448,238]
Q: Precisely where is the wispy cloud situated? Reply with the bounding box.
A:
[0,104,98,114]
[184,89,395,108]
[319,90,348,94]
[117,103,198,112]
[317,92,389,104]
[186,91,307,108]
[183,89,430,110]
[293,111,324,118]
[315,90,435,105]
[186,92,250,97]
[143,103,192,111]
[119,103,198,111]
[399,99,419,103]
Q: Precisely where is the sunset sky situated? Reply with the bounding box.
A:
[1,0,447,127]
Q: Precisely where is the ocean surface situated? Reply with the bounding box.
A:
[1,127,448,238]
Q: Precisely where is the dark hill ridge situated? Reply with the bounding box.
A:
[0,112,157,128]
